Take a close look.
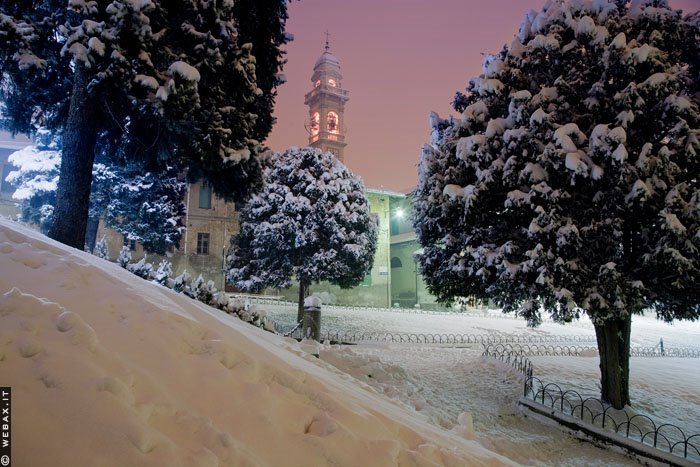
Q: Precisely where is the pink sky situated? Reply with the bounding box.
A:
[265,0,699,192]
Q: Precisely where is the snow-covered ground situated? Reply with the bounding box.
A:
[262,302,700,465]
[0,218,515,466]
[2,217,698,466]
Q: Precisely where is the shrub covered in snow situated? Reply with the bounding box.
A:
[190,274,217,305]
[153,260,173,286]
[173,271,190,294]
[414,0,699,408]
[126,255,154,280]
[93,236,109,260]
[117,246,132,269]
[227,147,378,321]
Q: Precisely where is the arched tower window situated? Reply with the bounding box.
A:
[327,111,339,134]
[310,112,320,136]
[391,257,402,268]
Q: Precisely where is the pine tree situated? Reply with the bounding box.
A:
[228,147,378,321]
[93,235,109,259]
[104,167,186,255]
[413,0,699,409]
[7,136,186,255]
[5,127,60,232]
[117,245,132,268]
[0,1,290,249]
[153,260,173,286]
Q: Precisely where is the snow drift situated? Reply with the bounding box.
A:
[0,218,515,466]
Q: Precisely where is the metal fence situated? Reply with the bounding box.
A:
[525,376,700,462]
[277,326,599,345]
[483,343,700,359]
[482,344,700,462]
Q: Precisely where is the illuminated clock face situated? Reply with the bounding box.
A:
[328,79,336,87]
[327,111,339,133]
[310,112,320,135]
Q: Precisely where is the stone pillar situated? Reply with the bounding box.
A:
[302,296,322,341]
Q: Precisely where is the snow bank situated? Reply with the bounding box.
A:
[0,219,515,466]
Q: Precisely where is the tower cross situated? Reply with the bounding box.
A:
[324,30,331,51]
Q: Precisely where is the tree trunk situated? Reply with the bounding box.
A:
[48,62,98,249]
[297,280,309,323]
[85,216,100,252]
[594,315,632,409]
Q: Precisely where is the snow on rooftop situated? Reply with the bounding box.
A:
[0,218,516,466]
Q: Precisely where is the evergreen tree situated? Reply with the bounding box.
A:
[153,260,173,286]
[104,167,186,255]
[7,137,186,255]
[117,245,131,268]
[5,128,60,232]
[228,147,378,321]
[233,0,292,140]
[413,0,699,408]
[0,1,290,249]
[93,235,109,259]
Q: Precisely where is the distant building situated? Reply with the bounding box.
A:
[0,131,30,219]
[304,40,349,162]
[1,46,437,309]
[270,42,437,309]
[95,42,438,308]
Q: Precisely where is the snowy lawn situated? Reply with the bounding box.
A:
[263,302,700,465]
[0,219,516,467]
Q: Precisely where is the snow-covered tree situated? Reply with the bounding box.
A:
[173,271,190,294]
[153,260,173,286]
[117,245,131,268]
[190,274,217,305]
[0,1,290,249]
[413,0,699,409]
[5,128,60,232]
[127,255,153,280]
[228,147,378,321]
[93,235,109,259]
[104,167,186,255]
[6,132,186,254]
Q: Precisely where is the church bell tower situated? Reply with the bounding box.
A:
[304,36,349,162]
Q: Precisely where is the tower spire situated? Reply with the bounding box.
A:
[304,37,349,162]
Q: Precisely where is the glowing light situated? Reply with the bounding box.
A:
[395,208,404,219]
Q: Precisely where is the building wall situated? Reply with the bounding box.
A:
[95,181,237,290]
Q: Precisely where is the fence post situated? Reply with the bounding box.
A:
[302,296,322,341]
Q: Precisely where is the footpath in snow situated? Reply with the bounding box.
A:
[0,218,515,467]
[264,302,700,465]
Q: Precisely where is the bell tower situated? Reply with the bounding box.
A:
[304,35,349,162]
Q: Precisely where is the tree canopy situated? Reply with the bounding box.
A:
[7,130,186,254]
[413,0,699,408]
[228,147,378,319]
[0,0,290,248]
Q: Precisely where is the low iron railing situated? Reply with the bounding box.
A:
[483,343,700,359]
[483,344,700,462]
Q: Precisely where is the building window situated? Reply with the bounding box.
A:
[391,257,402,268]
[327,111,339,134]
[1,164,16,192]
[197,233,210,255]
[123,237,137,251]
[310,112,320,136]
[199,183,212,209]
